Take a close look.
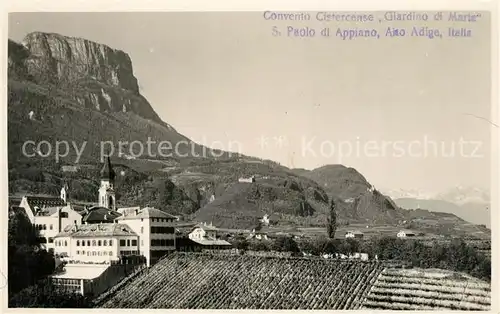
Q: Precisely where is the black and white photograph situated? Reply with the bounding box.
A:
[3,5,497,311]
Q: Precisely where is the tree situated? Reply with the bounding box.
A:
[272,236,300,253]
[8,208,55,295]
[326,198,337,239]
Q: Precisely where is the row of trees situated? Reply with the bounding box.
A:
[299,236,490,282]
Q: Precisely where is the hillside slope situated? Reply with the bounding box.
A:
[7,33,331,228]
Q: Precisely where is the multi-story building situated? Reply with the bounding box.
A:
[53,223,139,262]
[116,207,177,266]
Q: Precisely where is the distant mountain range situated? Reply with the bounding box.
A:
[7,32,490,238]
[383,187,490,228]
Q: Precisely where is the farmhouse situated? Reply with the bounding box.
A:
[345,231,364,239]
[397,230,416,238]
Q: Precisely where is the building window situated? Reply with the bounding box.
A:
[82,250,85,255]
[98,240,102,246]
[103,240,107,246]
[82,241,85,246]
[49,224,53,230]
[76,250,80,255]
[109,251,113,256]
[92,240,97,246]
[64,241,68,246]
[141,240,144,246]
[76,240,80,246]
[127,239,131,246]
[120,239,126,246]
[109,240,113,246]
[141,227,144,234]
[48,237,54,243]
[132,240,137,246]
[87,240,91,246]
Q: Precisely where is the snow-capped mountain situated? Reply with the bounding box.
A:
[382,186,490,228]
[382,188,435,201]
[383,186,489,206]
[434,185,490,205]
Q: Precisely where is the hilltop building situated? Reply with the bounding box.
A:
[238,175,256,183]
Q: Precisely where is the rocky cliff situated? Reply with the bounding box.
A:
[9,32,163,123]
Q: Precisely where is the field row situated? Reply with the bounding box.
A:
[101,253,385,309]
[361,268,491,310]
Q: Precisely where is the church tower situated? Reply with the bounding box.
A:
[98,156,116,210]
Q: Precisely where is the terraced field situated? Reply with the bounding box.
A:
[99,253,384,309]
[361,268,491,310]
[98,253,491,310]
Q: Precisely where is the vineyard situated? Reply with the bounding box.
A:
[361,268,491,310]
[99,253,384,309]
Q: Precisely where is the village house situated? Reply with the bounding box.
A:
[259,213,278,226]
[247,228,269,241]
[188,223,232,249]
[397,230,416,238]
[345,231,364,239]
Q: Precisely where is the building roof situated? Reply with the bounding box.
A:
[35,206,62,217]
[117,207,177,220]
[83,206,122,223]
[51,264,110,280]
[55,223,137,238]
[100,156,116,181]
[190,238,232,246]
[23,196,66,214]
[192,223,218,232]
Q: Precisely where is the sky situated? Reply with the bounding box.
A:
[8,12,493,192]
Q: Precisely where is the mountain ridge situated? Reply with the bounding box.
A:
[7,32,490,237]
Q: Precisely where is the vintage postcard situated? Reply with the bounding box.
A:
[2,0,498,312]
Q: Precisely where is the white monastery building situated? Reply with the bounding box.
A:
[117,207,177,266]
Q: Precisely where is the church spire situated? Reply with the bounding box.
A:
[100,156,116,182]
